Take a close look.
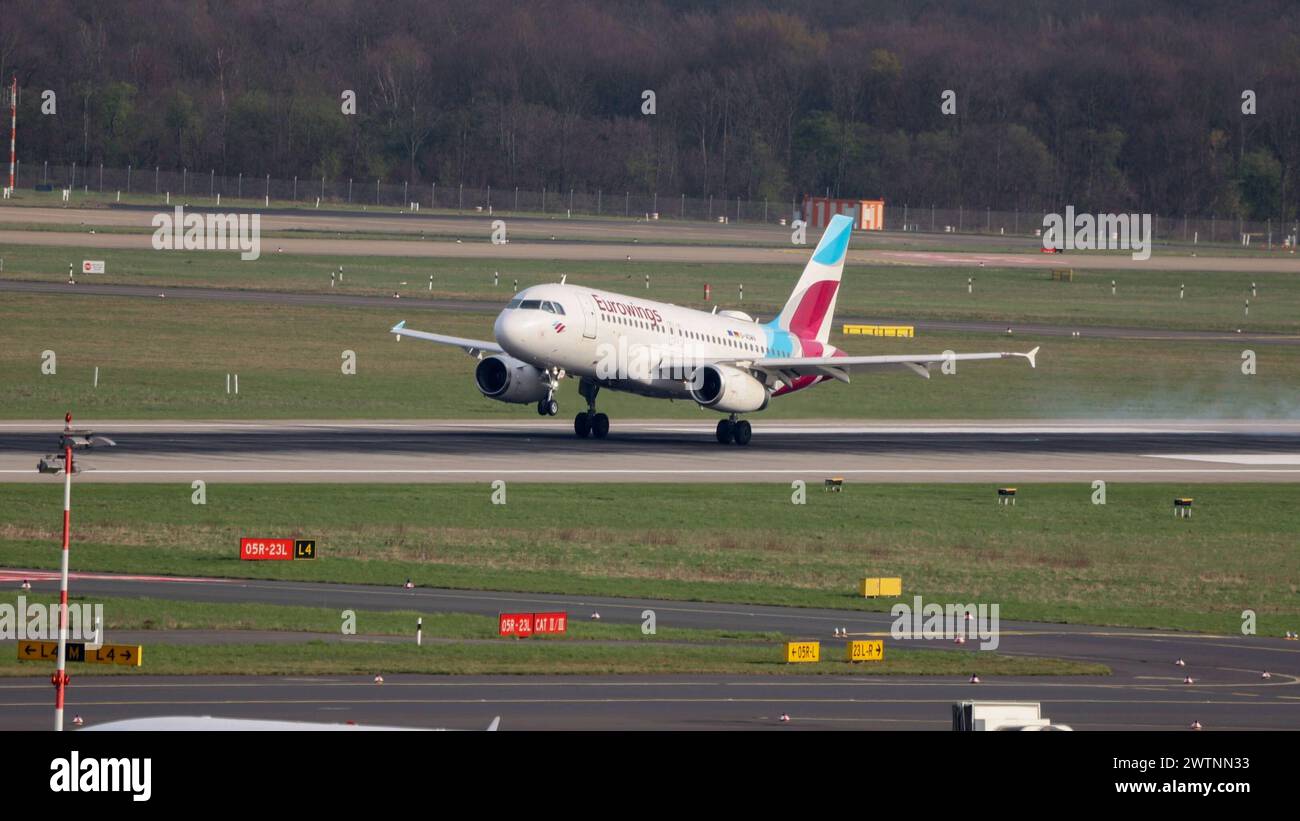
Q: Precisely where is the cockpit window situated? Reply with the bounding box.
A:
[551,302,566,315]
[507,298,523,309]
[519,299,542,310]
[541,301,555,313]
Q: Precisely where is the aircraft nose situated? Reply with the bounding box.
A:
[495,308,538,355]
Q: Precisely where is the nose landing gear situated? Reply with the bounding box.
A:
[537,367,562,416]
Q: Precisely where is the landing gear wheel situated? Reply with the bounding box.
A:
[574,412,591,438]
[538,398,558,416]
[733,420,752,445]
[591,413,610,439]
[716,419,734,444]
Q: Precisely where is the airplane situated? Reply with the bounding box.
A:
[81,715,500,731]
[390,214,1038,445]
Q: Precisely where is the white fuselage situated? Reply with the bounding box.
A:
[493,283,827,400]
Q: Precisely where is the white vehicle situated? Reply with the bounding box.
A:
[392,214,1037,445]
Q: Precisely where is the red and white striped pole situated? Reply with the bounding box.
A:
[53,411,73,731]
[7,75,16,192]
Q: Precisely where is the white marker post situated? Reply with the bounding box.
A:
[93,367,98,388]
[417,617,423,646]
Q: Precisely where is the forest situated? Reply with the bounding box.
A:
[2,0,1298,218]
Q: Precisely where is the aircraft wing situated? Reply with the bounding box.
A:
[390,320,503,358]
[722,347,1038,385]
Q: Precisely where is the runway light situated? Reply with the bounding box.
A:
[969,674,981,684]
[20,579,30,590]
[1189,720,1203,731]
[1183,676,1195,685]
[72,715,83,726]
[778,713,790,722]
[1261,671,1271,679]
[373,675,384,684]
[403,579,414,589]
[1174,658,1186,666]
[590,612,601,620]
[954,635,966,644]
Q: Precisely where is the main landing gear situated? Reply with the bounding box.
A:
[574,378,609,439]
[716,415,752,446]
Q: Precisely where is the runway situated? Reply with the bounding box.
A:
[2,420,1298,483]
[2,572,1298,730]
[3,673,1297,731]
[4,220,1298,272]
[4,279,1297,344]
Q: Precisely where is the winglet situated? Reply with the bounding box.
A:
[1024,346,1039,368]
[390,320,406,334]
[486,716,501,732]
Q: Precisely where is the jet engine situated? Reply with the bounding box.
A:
[687,364,770,413]
[474,355,551,404]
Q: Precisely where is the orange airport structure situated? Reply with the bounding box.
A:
[802,195,884,230]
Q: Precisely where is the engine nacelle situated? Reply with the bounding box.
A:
[474,355,551,404]
[687,364,770,414]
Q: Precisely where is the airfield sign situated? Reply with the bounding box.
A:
[18,640,142,666]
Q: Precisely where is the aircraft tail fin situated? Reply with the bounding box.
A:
[771,213,852,344]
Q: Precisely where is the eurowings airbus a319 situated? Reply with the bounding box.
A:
[390,214,1038,445]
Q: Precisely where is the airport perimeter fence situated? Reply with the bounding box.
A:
[10,160,1299,247]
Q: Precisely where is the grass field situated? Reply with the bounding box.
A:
[0,592,774,643]
[0,592,1106,678]
[1,483,1295,634]
[0,639,1106,677]
[3,242,1297,333]
[1,292,1294,420]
